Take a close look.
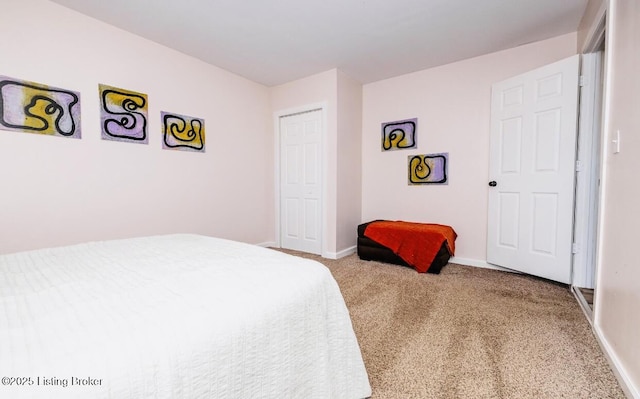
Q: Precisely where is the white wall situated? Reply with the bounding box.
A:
[361,33,577,263]
[0,0,271,253]
[336,71,363,254]
[582,0,640,396]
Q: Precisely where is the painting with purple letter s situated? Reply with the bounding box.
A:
[99,84,148,144]
[408,153,448,185]
[0,75,81,139]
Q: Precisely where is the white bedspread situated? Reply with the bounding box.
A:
[0,234,371,399]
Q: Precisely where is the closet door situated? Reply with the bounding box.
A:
[280,109,322,255]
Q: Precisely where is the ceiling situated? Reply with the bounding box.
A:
[50,0,588,87]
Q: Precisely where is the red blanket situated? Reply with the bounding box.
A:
[364,221,457,273]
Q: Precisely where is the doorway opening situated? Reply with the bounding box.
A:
[572,13,607,323]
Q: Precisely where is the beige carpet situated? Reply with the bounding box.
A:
[282,250,625,399]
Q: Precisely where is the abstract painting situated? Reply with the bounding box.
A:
[161,112,205,152]
[381,118,417,151]
[0,75,81,139]
[408,153,448,185]
[99,84,148,144]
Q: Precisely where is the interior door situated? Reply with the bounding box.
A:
[280,109,322,255]
[487,55,579,284]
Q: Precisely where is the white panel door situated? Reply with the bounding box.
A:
[280,110,322,255]
[487,55,579,284]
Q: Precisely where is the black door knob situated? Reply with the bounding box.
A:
[489,181,497,187]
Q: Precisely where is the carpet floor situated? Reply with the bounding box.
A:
[282,250,625,399]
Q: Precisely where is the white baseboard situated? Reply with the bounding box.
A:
[593,324,640,399]
[259,243,355,260]
[324,245,356,260]
[449,256,515,273]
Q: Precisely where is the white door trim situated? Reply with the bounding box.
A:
[580,0,607,54]
[572,52,604,289]
[274,102,328,256]
[584,3,612,330]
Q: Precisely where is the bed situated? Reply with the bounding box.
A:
[0,234,371,399]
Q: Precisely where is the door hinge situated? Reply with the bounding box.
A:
[579,75,586,87]
[572,243,580,254]
[576,160,582,172]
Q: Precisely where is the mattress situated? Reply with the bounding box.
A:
[0,234,371,399]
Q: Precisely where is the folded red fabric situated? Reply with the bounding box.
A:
[364,221,457,273]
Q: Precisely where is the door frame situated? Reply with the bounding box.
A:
[572,3,608,322]
[273,102,328,256]
[572,51,604,290]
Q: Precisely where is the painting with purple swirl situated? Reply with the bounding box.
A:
[99,84,148,144]
[381,118,417,151]
[408,153,449,185]
[0,75,81,139]
[161,111,205,153]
